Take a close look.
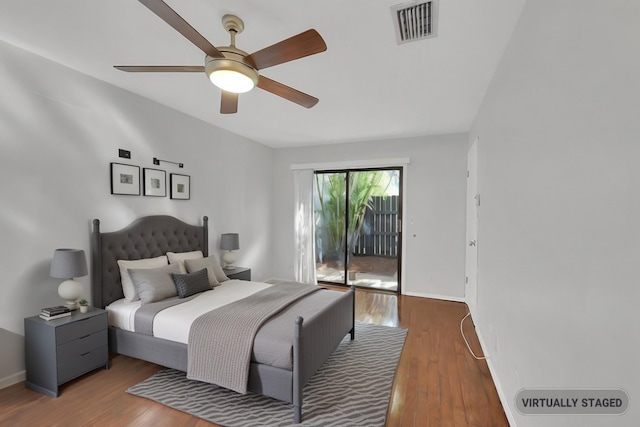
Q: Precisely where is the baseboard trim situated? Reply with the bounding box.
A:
[0,370,25,390]
[472,316,518,427]
[402,290,465,303]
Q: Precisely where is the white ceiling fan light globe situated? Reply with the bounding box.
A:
[210,70,254,93]
[205,57,258,94]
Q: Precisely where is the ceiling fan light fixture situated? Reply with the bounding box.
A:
[210,70,254,93]
[205,57,258,94]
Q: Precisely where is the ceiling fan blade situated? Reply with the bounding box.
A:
[245,29,327,70]
[138,0,224,58]
[114,65,205,72]
[257,76,319,108]
[220,91,238,114]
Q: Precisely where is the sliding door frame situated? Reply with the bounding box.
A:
[314,166,403,294]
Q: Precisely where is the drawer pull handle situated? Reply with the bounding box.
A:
[79,334,91,340]
[80,351,91,357]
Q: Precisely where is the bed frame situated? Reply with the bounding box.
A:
[90,215,355,422]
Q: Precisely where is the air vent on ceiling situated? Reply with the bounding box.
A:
[391,0,439,45]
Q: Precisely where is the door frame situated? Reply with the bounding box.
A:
[465,137,479,319]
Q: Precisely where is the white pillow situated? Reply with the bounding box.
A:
[167,250,204,273]
[117,255,168,302]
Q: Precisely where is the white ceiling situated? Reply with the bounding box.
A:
[0,0,525,148]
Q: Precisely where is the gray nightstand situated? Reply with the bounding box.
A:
[24,307,108,397]
[224,267,251,281]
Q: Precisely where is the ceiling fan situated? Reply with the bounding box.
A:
[115,0,327,114]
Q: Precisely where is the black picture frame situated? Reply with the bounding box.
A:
[170,173,190,200]
[143,168,167,197]
[110,163,140,196]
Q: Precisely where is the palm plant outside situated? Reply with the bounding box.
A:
[315,171,390,264]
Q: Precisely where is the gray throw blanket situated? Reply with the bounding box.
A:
[187,282,319,393]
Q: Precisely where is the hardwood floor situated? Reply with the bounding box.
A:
[353,287,508,427]
[0,288,508,426]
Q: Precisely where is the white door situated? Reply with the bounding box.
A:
[465,138,479,320]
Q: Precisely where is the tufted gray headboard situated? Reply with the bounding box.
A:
[91,215,208,308]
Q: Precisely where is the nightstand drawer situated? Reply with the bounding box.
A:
[57,345,108,384]
[56,313,106,345]
[57,329,107,360]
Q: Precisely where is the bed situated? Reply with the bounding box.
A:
[90,215,355,423]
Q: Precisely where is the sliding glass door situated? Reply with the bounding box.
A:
[314,168,402,292]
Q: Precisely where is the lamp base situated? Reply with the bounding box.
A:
[64,301,79,311]
[222,251,237,269]
[58,279,82,311]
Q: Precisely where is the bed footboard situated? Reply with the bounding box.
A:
[292,285,355,422]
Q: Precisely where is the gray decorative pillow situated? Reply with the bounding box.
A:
[172,268,211,298]
[128,263,181,305]
[184,255,228,286]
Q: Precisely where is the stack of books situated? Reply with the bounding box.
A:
[40,305,71,321]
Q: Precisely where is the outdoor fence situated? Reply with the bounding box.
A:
[353,195,400,258]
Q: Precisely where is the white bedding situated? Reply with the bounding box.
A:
[106,279,271,344]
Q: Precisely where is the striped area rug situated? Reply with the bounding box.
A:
[127,322,407,427]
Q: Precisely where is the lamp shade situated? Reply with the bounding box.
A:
[220,233,240,251]
[50,249,88,279]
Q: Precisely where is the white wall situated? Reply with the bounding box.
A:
[470,1,640,426]
[271,134,468,299]
[0,40,273,384]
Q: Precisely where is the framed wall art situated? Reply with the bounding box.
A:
[143,168,166,197]
[170,173,190,200]
[110,163,140,196]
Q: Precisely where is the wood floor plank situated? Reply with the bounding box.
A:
[0,287,508,426]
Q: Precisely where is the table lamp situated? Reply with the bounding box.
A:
[220,233,239,269]
[50,248,88,310]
